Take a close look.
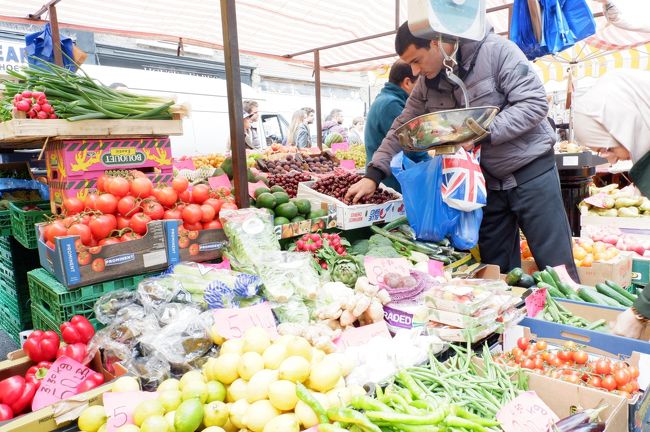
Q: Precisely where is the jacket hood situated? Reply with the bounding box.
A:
[322,120,339,131]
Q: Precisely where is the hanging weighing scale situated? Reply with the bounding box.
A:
[396,0,499,154]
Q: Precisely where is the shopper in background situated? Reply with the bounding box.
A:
[286,109,312,148]
[573,69,650,339]
[302,107,315,126]
[348,117,365,145]
[243,100,260,148]
[347,22,578,280]
[228,110,254,149]
[322,108,348,142]
[595,0,650,32]
[365,60,429,192]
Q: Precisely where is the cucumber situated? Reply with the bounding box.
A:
[518,274,536,288]
[595,283,633,307]
[539,271,558,289]
[588,288,624,308]
[577,287,608,305]
[532,271,543,284]
[605,280,638,302]
[545,266,563,287]
[556,282,582,301]
[505,268,523,286]
[537,282,565,299]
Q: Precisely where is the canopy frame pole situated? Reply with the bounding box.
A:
[315,50,322,149]
[221,0,249,208]
[29,0,63,19]
[48,4,64,67]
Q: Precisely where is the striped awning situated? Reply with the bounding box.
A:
[0,0,647,71]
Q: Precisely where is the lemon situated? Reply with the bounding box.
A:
[158,378,181,392]
[111,376,140,393]
[268,380,298,411]
[115,425,141,432]
[133,400,165,426]
[158,390,183,412]
[228,399,249,429]
[203,427,226,432]
[220,338,245,356]
[226,378,248,402]
[243,400,280,432]
[242,327,271,354]
[181,380,208,403]
[179,370,205,389]
[308,359,342,393]
[140,415,169,432]
[263,414,300,432]
[210,353,240,385]
[237,352,264,381]
[78,405,107,432]
[246,369,279,402]
[262,344,288,370]
[285,336,312,361]
[278,356,310,383]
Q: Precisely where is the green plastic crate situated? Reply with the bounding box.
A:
[31,304,59,333]
[9,201,50,249]
[0,303,21,344]
[28,268,154,324]
[0,209,11,237]
[0,288,31,328]
[632,258,649,289]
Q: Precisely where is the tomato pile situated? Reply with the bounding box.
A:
[293,232,348,269]
[43,171,238,267]
[12,90,58,120]
[498,337,641,398]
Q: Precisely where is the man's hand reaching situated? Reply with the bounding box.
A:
[344,178,378,204]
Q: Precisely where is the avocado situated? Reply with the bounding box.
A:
[518,274,536,288]
[505,267,524,286]
[273,192,290,205]
[275,202,298,219]
[270,185,286,194]
[291,216,306,222]
[292,199,311,215]
[220,157,233,179]
[274,216,290,226]
[212,167,226,177]
[254,187,271,198]
[255,192,276,209]
[247,168,256,182]
[308,209,327,219]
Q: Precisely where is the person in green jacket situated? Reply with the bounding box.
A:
[364,60,429,192]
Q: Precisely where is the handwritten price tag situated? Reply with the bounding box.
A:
[428,260,444,277]
[363,256,411,285]
[104,391,158,432]
[584,192,609,209]
[553,265,579,290]
[340,160,356,170]
[213,302,278,339]
[331,142,349,152]
[173,159,195,170]
[248,181,267,198]
[208,174,231,190]
[497,391,559,432]
[525,288,547,318]
[31,356,92,411]
[335,321,391,349]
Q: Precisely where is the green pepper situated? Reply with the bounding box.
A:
[326,408,381,432]
[296,383,329,425]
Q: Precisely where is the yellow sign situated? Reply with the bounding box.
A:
[110,148,136,157]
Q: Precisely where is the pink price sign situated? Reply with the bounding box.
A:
[496,391,559,432]
[213,302,278,339]
[173,159,195,170]
[363,256,411,285]
[583,192,609,209]
[335,321,391,349]
[525,287,546,318]
[553,265,579,290]
[427,260,444,277]
[331,142,349,152]
[104,391,159,432]
[31,356,93,411]
[340,160,356,170]
[248,181,267,198]
[208,174,231,190]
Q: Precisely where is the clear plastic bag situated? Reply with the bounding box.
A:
[220,208,280,269]
[121,356,171,392]
[94,290,139,325]
[256,251,320,303]
[271,299,312,325]
[137,276,194,313]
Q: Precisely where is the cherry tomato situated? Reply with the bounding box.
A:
[629,380,640,393]
[89,214,117,240]
[188,230,200,240]
[143,201,165,220]
[548,355,562,368]
[521,359,535,369]
[204,198,223,214]
[627,366,640,379]
[130,177,153,198]
[88,246,102,254]
[587,376,602,388]
[535,340,548,351]
[511,348,523,358]
[192,184,210,204]
[613,361,629,371]
[77,250,91,266]
[619,382,636,394]
[182,204,203,224]
[203,220,222,230]
[557,351,573,362]
[533,358,544,370]
[172,176,189,193]
[614,369,631,386]
[163,208,182,220]
[63,197,84,215]
[45,220,69,243]
[84,193,99,211]
[116,216,131,230]
[68,223,92,246]
[562,375,580,384]
[117,196,140,216]
[189,244,200,256]
[563,341,577,350]
[91,258,106,272]
[572,351,588,365]
[178,236,190,249]
[155,187,178,208]
[601,375,618,391]
[96,193,118,214]
[200,204,216,223]
[107,177,130,197]
[121,232,142,242]
[220,202,238,211]
[129,213,151,235]
[595,359,612,375]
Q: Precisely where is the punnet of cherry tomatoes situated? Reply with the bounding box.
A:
[496,337,641,398]
[42,170,238,253]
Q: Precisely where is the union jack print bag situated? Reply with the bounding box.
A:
[441,147,487,212]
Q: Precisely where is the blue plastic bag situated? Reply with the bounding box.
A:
[391,152,460,243]
[25,24,76,70]
[510,0,548,60]
[561,0,596,44]
[450,208,483,251]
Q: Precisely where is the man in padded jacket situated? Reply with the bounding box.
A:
[346,22,578,280]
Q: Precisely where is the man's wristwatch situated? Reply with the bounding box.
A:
[631,307,649,323]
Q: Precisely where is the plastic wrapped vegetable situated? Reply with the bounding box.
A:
[94,290,139,325]
[271,298,312,325]
[256,251,320,302]
[329,255,364,287]
[220,208,280,269]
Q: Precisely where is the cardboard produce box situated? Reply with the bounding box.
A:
[273,203,337,239]
[37,220,172,288]
[166,220,228,264]
[297,181,404,230]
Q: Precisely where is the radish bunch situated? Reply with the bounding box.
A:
[12,90,58,120]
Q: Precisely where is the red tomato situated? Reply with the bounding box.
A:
[204,198,224,214]
[533,358,544,370]
[163,208,182,220]
[182,204,202,224]
[178,236,190,249]
[200,204,216,223]
[45,221,68,243]
[189,244,200,256]
[89,214,117,240]
[521,359,535,370]
[614,369,631,386]
[98,237,122,246]
[548,355,562,368]
[534,341,548,351]
[130,177,153,198]
[184,222,203,231]
[595,359,612,375]
[587,376,602,388]
[68,223,92,246]
[129,213,151,235]
[557,351,572,362]
[613,361,629,371]
[572,351,588,365]
[203,220,222,230]
[192,184,210,204]
[108,177,130,197]
[143,201,165,220]
[121,232,142,242]
[220,202,238,211]
[172,176,189,193]
[96,175,109,192]
[117,196,140,216]
[63,197,84,215]
[628,366,640,379]
[562,375,580,384]
[155,187,178,208]
[188,230,200,240]
[91,258,106,272]
[178,189,191,203]
[88,246,102,255]
[84,193,100,211]
[601,375,618,391]
[77,250,91,265]
[96,194,118,214]
[116,216,131,230]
